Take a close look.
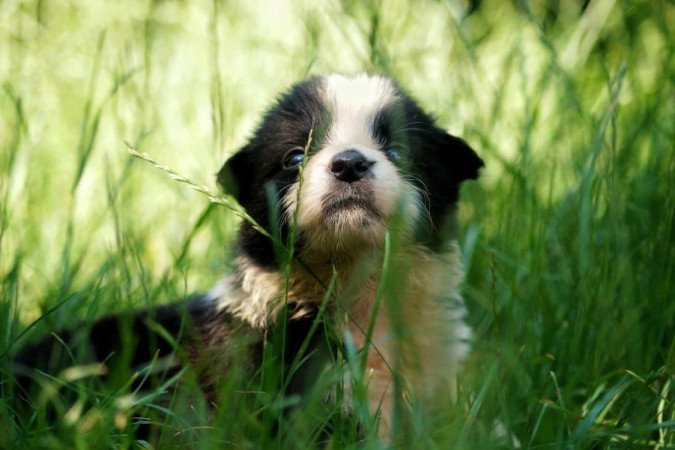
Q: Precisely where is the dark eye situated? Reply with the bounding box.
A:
[385,148,401,164]
[284,147,305,169]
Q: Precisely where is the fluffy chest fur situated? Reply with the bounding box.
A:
[208,242,471,435]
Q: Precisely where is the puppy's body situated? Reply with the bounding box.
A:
[14,74,482,440]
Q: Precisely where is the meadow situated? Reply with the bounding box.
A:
[0,0,673,448]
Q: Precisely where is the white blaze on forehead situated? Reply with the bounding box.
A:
[322,74,398,147]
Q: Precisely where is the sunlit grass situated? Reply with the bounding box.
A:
[1,0,673,448]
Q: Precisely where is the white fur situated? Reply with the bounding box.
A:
[323,74,398,147]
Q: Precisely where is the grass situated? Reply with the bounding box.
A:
[1,0,673,448]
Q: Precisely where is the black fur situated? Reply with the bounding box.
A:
[11,74,482,442]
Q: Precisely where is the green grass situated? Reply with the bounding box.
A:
[1,0,673,448]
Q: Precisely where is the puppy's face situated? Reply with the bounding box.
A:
[219,74,483,267]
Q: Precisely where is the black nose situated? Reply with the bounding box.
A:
[330,150,373,183]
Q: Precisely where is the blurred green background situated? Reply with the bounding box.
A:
[1,0,673,448]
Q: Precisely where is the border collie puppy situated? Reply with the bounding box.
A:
[14,73,483,441]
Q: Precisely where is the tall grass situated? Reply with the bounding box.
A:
[1,0,673,448]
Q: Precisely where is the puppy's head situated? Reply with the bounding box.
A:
[218,74,483,267]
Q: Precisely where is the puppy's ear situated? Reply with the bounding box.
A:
[217,146,254,207]
[434,128,484,183]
